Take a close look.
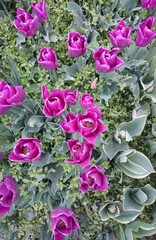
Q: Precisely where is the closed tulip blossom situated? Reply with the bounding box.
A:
[50,207,80,240]
[79,165,108,192]
[0,80,26,115]
[38,48,58,71]
[67,139,94,166]
[108,20,132,48]
[77,111,107,144]
[59,112,78,133]
[31,0,48,23]
[67,32,87,58]
[64,89,78,105]
[141,0,156,9]
[0,176,18,216]
[13,8,39,36]
[42,85,66,118]
[80,93,95,109]
[93,47,124,73]
[9,138,41,163]
[136,16,156,47]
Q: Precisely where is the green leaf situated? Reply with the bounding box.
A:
[16,32,25,46]
[118,115,147,140]
[140,184,156,205]
[128,221,156,238]
[7,57,21,85]
[123,187,144,212]
[148,140,156,156]
[115,202,140,224]
[103,137,129,160]
[115,149,155,179]
[47,165,64,194]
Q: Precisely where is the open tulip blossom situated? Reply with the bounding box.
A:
[108,20,132,48]
[50,207,80,240]
[135,16,156,47]
[79,165,108,192]
[93,47,124,73]
[0,176,18,216]
[9,138,41,163]
[0,80,25,115]
[141,0,156,9]
[13,8,39,36]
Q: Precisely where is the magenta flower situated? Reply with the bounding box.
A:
[50,207,80,240]
[0,152,3,161]
[67,32,87,58]
[67,139,94,167]
[59,112,78,133]
[38,48,58,71]
[77,111,107,144]
[141,0,156,9]
[0,176,18,216]
[64,89,78,105]
[9,138,41,163]
[80,93,94,109]
[87,106,102,119]
[0,80,25,115]
[108,20,132,48]
[135,16,156,47]
[31,0,48,23]
[93,47,124,73]
[13,8,39,36]
[79,165,108,193]
[42,85,66,118]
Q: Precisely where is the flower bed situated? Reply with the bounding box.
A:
[0,0,156,239]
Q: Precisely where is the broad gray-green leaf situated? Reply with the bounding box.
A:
[115,202,140,224]
[103,137,129,160]
[115,149,155,178]
[118,115,147,140]
[128,221,156,238]
[123,187,144,212]
[140,184,156,205]
[27,115,45,128]
[148,140,156,156]
[47,165,64,194]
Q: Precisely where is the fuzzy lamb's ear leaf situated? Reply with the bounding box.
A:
[127,221,156,238]
[118,115,147,140]
[115,149,155,179]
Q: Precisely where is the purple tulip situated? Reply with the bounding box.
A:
[0,176,18,216]
[50,207,80,240]
[59,112,78,133]
[87,106,102,119]
[0,152,3,161]
[9,138,41,163]
[0,80,25,115]
[42,85,66,118]
[79,165,108,192]
[93,47,124,73]
[135,16,156,47]
[80,93,94,109]
[108,20,132,48]
[31,0,48,23]
[64,89,78,105]
[67,32,87,58]
[141,0,156,9]
[38,48,58,71]
[67,139,94,167]
[13,8,39,36]
[77,111,107,144]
